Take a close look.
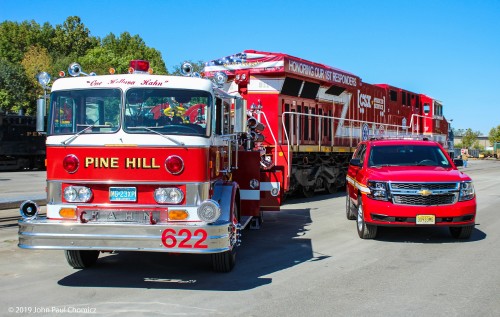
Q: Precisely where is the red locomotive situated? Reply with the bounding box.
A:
[204,50,450,198]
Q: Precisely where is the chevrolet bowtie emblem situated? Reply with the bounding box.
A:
[419,189,432,196]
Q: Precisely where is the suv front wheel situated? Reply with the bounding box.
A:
[356,196,378,239]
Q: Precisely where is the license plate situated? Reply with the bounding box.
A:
[416,214,435,225]
[109,187,137,202]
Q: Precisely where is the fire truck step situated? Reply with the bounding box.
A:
[240,216,253,230]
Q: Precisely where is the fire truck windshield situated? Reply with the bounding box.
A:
[48,89,121,135]
[124,88,210,137]
[47,88,211,137]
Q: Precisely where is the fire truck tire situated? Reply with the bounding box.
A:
[356,196,377,239]
[449,225,474,239]
[345,188,356,220]
[211,250,235,273]
[64,250,100,269]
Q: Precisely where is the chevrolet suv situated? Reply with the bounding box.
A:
[346,138,476,239]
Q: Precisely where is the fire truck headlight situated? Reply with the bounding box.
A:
[154,187,184,204]
[78,187,93,202]
[64,186,92,202]
[197,200,221,223]
[64,186,77,202]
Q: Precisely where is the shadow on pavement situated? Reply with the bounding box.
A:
[58,208,328,291]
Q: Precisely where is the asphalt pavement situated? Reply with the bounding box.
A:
[0,170,46,210]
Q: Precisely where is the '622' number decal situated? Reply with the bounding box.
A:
[161,229,208,249]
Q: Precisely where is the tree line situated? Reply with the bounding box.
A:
[2,16,499,148]
[0,16,205,115]
[453,127,500,151]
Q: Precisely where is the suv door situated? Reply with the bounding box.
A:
[347,143,367,203]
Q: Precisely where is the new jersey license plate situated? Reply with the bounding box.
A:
[109,187,137,202]
[416,214,435,225]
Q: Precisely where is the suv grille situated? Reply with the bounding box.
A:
[390,183,458,190]
[393,194,457,206]
[389,182,459,206]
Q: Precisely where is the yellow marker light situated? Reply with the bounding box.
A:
[168,209,189,221]
[109,67,116,74]
[59,208,76,219]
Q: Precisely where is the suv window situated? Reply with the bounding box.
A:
[368,145,451,167]
[353,143,367,164]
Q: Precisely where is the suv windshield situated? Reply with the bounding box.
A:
[124,88,210,137]
[368,145,451,168]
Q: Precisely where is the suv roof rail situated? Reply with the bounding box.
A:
[368,134,430,141]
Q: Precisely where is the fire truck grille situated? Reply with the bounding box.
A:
[392,194,457,206]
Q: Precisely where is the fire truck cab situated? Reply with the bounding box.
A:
[18,60,273,272]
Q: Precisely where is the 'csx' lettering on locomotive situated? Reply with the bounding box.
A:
[84,157,161,169]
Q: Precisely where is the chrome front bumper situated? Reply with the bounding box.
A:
[18,217,236,254]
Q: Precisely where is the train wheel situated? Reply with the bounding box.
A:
[302,185,315,198]
[325,178,338,194]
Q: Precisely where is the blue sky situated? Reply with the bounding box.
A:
[1,0,499,135]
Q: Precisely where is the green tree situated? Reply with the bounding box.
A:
[0,59,31,113]
[452,128,465,137]
[51,16,99,59]
[488,125,500,146]
[21,45,52,103]
[461,128,481,149]
[101,32,167,74]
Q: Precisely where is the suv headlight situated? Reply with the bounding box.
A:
[459,181,475,201]
[367,180,389,201]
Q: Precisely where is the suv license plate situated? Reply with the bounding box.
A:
[416,214,435,225]
[109,187,137,202]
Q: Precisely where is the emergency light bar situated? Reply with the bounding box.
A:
[129,60,153,74]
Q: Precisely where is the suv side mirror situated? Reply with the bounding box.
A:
[349,158,362,167]
[453,159,464,167]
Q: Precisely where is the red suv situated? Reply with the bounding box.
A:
[346,138,476,239]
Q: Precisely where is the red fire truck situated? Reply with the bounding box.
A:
[204,50,450,197]
[18,60,278,272]
[18,51,450,272]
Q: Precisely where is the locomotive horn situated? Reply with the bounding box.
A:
[20,200,39,219]
[180,62,193,76]
[250,131,264,142]
[247,117,265,131]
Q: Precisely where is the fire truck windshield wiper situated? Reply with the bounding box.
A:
[128,126,185,146]
[60,124,98,145]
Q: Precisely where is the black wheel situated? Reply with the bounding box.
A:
[212,198,239,272]
[302,185,315,198]
[211,249,236,273]
[65,250,99,269]
[325,177,338,194]
[356,196,377,239]
[449,225,474,239]
[346,188,356,220]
